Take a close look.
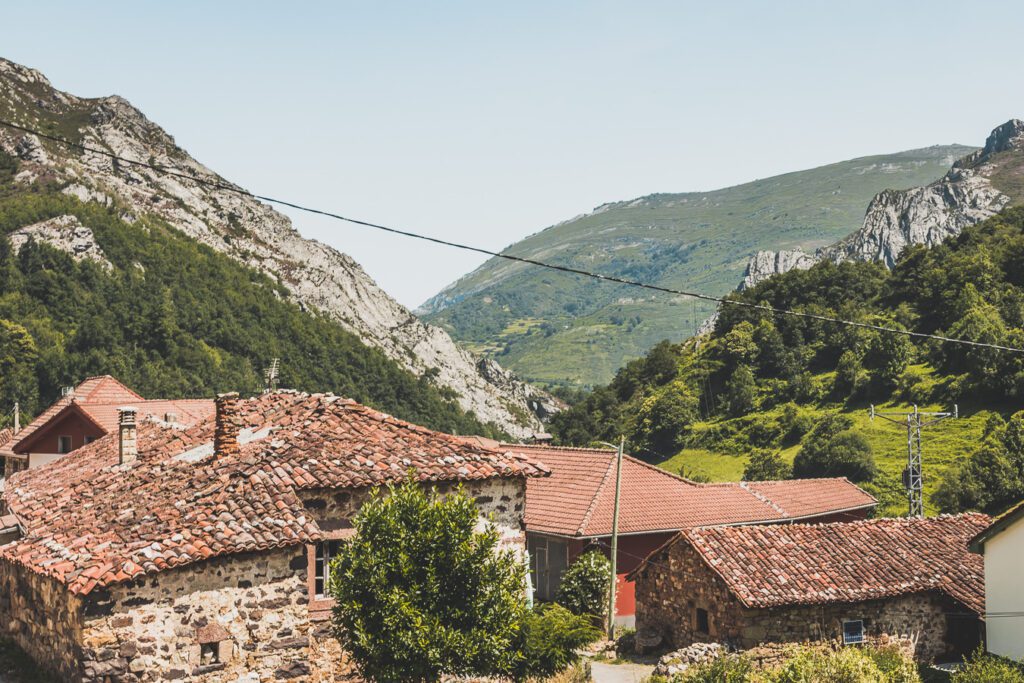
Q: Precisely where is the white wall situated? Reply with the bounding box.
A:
[985,514,1024,661]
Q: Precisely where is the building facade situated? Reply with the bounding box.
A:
[631,514,989,662]
[970,499,1024,661]
[0,391,544,680]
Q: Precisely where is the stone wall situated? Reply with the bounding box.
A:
[3,476,528,681]
[0,559,84,681]
[634,537,979,663]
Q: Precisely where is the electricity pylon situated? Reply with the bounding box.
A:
[870,404,957,517]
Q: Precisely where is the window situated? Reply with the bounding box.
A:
[315,540,343,598]
[696,608,710,635]
[842,619,865,645]
[84,436,96,445]
[57,436,73,454]
[200,642,221,665]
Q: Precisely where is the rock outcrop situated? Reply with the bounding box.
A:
[741,119,1024,283]
[0,57,555,437]
[8,215,112,270]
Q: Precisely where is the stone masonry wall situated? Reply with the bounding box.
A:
[68,476,528,681]
[634,538,973,663]
[0,559,84,681]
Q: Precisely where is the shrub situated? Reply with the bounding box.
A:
[792,414,876,482]
[743,449,792,481]
[951,648,1024,683]
[764,645,920,683]
[329,479,527,682]
[556,549,611,619]
[512,604,601,680]
[678,654,756,682]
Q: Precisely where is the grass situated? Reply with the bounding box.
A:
[423,145,976,387]
[652,389,990,517]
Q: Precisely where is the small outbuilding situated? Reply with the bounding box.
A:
[970,499,1024,661]
[631,514,989,662]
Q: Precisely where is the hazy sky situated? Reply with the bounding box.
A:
[3,1,1024,307]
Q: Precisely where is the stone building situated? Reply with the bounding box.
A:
[631,514,990,662]
[0,391,547,681]
[467,441,875,627]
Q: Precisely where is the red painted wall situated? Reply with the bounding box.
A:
[22,412,105,456]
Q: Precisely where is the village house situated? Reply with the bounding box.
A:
[0,375,214,477]
[466,442,877,627]
[630,514,990,662]
[0,391,548,681]
[969,498,1024,661]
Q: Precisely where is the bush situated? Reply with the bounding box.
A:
[792,414,876,482]
[556,549,611,619]
[765,646,920,683]
[512,604,600,680]
[743,449,792,481]
[951,648,1024,683]
[678,654,756,682]
[329,479,527,682]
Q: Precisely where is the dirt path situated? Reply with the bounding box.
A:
[589,660,655,683]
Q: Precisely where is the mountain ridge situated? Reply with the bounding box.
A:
[420,141,975,387]
[0,57,557,437]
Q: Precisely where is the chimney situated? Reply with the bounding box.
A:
[164,412,178,425]
[214,392,241,459]
[118,407,138,465]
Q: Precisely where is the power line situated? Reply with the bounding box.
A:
[3,118,1023,354]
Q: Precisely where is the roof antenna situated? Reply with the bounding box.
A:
[263,358,280,393]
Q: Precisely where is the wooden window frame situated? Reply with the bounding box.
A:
[57,435,73,454]
[307,529,356,612]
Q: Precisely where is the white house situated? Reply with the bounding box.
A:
[970,499,1024,662]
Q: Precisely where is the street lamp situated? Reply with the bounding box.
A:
[597,437,625,640]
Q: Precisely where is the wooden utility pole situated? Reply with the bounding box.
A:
[607,436,624,639]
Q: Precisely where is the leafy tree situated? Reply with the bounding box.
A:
[630,380,699,457]
[742,449,791,481]
[329,479,527,682]
[863,323,912,390]
[555,549,611,619]
[0,318,39,420]
[951,649,1024,683]
[936,411,1024,514]
[792,414,876,482]
[724,364,757,416]
[833,350,868,399]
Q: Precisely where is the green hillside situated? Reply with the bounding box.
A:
[421,145,975,387]
[0,148,504,437]
[550,208,1024,517]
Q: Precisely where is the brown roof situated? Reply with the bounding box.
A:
[2,392,548,595]
[514,445,876,537]
[2,376,213,457]
[970,498,1024,552]
[638,514,989,613]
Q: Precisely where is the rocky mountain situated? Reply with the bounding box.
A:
[742,120,1023,288]
[0,57,556,437]
[420,143,973,387]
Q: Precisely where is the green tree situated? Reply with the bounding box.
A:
[510,605,600,681]
[724,364,757,416]
[936,411,1024,514]
[0,318,39,418]
[329,479,527,682]
[630,380,699,457]
[834,350,868,399]
[742,449,791,481]
[555,549,611,619]
[793,414,876,482]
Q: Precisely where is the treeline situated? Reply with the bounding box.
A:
[552,207,1024,514]
[0,152,504,438]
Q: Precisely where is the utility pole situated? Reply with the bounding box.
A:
[263,358,280,393]
[598,437,625,639]
[870,404,957,517]
[13,401,19,433]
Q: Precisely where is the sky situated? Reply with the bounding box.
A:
[3,1,1024,308]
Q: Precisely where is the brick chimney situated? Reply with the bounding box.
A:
[214,392,241,459]
[118,407,138,465]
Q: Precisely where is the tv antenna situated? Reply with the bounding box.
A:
[870,404,957,517]
[263,358,280,393]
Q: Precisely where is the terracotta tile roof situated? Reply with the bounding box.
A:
[513,445,876,537]
[0,428,12,449]
[2,392,548,595]
[653,513,989,614]
[1,376,212,458]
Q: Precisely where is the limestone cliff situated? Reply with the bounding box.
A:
[742,119,1023,285]
[0,58,558,437]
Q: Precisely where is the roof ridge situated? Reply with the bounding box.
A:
[739,481,788,517]
[576,453,619,537]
